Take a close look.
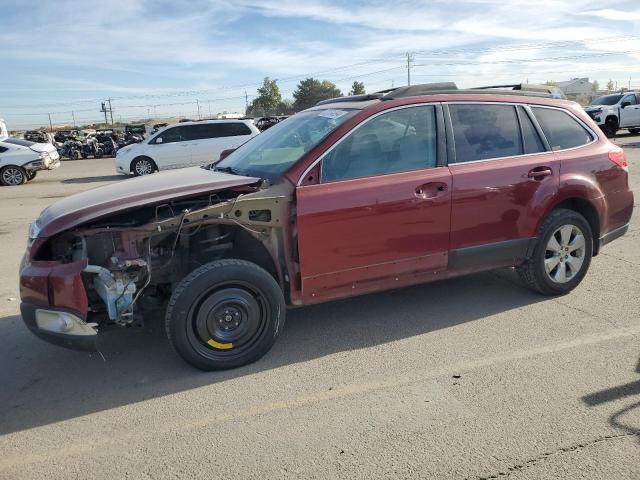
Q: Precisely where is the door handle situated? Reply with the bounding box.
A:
[528,167,552,180]
[415,182,448,199]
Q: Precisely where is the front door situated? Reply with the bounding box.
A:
[446,103,561,270]
[148,125,192,169]
[296,104,451,303]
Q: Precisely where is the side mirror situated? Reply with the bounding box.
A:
[155,137,163,144]
[621,101,631,109]
[218,148,236,161]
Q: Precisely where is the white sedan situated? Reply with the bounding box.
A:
[0,137,60,186]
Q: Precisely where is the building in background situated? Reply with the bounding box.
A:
[556,77,596,103]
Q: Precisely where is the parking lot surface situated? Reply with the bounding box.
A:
[0,139,639,479]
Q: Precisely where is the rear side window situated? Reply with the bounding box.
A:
[0,146,7,153]
[223,123,252,136]
[531,107,593,150]
[518,106,546,154]
[449,104,522,163]
[190,123,252,140]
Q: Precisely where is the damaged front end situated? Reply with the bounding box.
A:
[20,179,292,351]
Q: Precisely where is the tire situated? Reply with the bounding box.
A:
[517,208,593,296]
[165,259,286,371]
[25,170,37,181]
[81,152,88,159]
[95,149,104,159]
[629,128,640,135]
[131,156,156,176]
[1,165,28,186]
[602,117,618,138]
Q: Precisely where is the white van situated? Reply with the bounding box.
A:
[114,119,259,175]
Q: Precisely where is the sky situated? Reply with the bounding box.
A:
[1,0,639,129]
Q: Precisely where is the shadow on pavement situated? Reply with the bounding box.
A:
[0,269,542,435]
[61,175,124,184]
[582,355,640,438]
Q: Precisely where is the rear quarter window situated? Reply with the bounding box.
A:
[531,107,593,150]
[0,146,7,153]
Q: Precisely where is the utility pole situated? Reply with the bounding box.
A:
[100,102,108,125]
[196,99,201,120]
[244,90,249,111]
[107,98,114,125]
[48,113,53,133]
[208,101,212,117]
[71,111,76,127]
[406,52,413,86]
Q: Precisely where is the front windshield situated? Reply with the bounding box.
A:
[216,108,359,180]
[590,95,623,106]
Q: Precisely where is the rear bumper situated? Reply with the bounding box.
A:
[21,302,97,351]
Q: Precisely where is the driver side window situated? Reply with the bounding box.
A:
[622,94,637,106]
[321,105,437,182]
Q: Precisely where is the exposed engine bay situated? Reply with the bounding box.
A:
[33,183,292,330]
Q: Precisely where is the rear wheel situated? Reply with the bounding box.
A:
[165,259,286,370]
[602,117,618,138]
[25,170,37,181]
[131,156,156,176]
[1,166,27,186]
[517,209,592,295]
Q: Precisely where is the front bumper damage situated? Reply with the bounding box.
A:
[20,258,97,351]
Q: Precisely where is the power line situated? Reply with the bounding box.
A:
[3,34,638,110]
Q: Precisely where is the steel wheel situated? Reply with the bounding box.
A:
[165,259,285,370]
[1,166,27,186]
[132,157,154,176]
[544,224,586,284]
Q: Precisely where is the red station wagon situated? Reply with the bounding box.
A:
[19,83,633,370]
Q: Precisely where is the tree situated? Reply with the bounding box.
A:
[349,81,366,95]
[606,79,615,93]
[248,77,282,116]
[545,80,558,86]
[591,80,599,93]
[293,78,342,111]
[277,99,296,115]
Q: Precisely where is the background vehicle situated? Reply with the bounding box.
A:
[125,124,147,139]
[19,83,633,370]
[584,92,640,137]
[58,136,83,160]
[0,119,7,139]
[0,137,60,185]
[151,123,168,134]
[24,130,52,143]
[114,119,259,175]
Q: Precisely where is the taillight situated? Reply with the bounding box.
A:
[609,148,628,171]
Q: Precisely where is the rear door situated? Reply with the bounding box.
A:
[148,126,192,169]
[295,104,452,302]
[446,103,560,271]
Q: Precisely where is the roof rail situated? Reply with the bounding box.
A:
[315,93,385,106]
[382,82,459,99]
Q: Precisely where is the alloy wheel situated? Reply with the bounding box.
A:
[544,224,586,283]
[135,159,154,175]
[2,167,25,186]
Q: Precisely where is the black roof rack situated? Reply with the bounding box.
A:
[382,82,459,99]
[316,81,555,107]
[315,93,385,106]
